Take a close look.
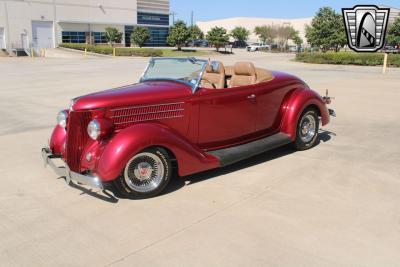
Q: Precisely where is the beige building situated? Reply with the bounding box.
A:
[384,6,400,24]
[0,0,169,54]
[197,17,312,44]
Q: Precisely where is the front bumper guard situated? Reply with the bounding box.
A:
[41,147,104,190]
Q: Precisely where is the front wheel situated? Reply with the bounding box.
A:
[293,108,319,150]
[114,147,172,198]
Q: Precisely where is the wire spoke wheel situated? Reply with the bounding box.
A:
[299,114,316,143]
[293,108,319,151]
[124,152,165,193]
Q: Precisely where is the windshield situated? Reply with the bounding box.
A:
[141,58,208,89]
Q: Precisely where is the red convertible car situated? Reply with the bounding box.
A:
[42,57,334,198]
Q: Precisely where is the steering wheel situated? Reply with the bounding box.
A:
[201,78,216,89]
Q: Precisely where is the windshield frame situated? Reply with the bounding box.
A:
[140,57,208,93]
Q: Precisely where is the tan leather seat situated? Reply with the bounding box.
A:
[255,68,274,83]
[229,62,257,87]
[200,61,225,89]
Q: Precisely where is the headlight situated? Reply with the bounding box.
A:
[56,110,68,128]
[87,119,101,140]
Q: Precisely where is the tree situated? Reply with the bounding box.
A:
[305,7,347,52]
[276,25,296,50]
[130,27,151,48]
[231,26,250,43]
[188,25,204,40]
[167,20,190,51]
[292,30,303,47]
[254,25,277,45]
[206,27,230,51]
[387,17,400,47]
[105,27,123,46]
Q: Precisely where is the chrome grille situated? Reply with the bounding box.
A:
[66,111,91,172]
[110,102,184,129]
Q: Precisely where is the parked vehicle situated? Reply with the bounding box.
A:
[246,43,270,52]
[42,58,335,198]
[186,39,209,47]
[230,40,248,48]
[382,45,399,54]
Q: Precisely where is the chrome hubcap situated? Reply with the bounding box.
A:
[300,114,316,143]
[124,152,164,193]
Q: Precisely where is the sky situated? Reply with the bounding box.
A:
[170,0,400,24]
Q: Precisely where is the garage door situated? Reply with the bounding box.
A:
[0,27,5,49]
[32,21,53,49]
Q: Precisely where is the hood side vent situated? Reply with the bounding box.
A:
[110,102,185,129]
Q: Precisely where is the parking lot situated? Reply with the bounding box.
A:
[1,50,399,266]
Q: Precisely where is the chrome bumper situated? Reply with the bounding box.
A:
[328,108,336,117]
[41,147,104,190]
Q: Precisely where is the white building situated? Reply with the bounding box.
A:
[0,0,170,54]
[197,17,312,44]
[197,6,400,45]
[384,6,400,24]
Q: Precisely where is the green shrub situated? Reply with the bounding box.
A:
[115,48,162,57]
[295,52,400,67]
[59,43,163,57]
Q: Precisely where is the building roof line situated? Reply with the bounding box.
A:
[197,16,313,23]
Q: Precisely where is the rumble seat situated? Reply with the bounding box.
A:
[229,62,257,87]
[200,61,225,89]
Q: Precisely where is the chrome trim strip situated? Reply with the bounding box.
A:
[193,61,208,93]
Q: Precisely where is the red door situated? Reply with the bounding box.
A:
[254,83,291,133]
[195,86,257,149]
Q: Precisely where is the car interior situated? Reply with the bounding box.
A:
[200,61,274,89]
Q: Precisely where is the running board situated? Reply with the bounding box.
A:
[207,133,292,167]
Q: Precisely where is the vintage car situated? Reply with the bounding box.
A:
[42,57,335,198]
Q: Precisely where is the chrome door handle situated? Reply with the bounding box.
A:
[247,94,256,99]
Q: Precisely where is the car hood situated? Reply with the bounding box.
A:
[72,80,193,111]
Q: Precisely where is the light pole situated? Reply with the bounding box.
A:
[169,11,177,25]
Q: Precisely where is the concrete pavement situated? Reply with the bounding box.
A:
[0,50,399,266]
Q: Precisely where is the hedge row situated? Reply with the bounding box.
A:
[59,43,163,57]
[295,52,400,67]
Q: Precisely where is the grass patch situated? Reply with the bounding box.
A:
[59,43,162,57]
[59,43,215,57]
[295,52,400,67]
[160,49,215,57]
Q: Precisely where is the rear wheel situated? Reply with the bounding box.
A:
[293,108,319,150]
[114,147,172,198]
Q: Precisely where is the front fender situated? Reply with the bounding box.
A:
[96,123,220,181]
[280,88,329,140]
[49,125,66,155]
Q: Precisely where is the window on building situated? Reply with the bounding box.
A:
[93,32,107,44]
[147,27,169,46]
[62,31,86,43]
[137,12,169,26]
[124,26,168,47]
[125,26,134,47]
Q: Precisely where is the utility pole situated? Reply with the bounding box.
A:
[191,11,194,46]
[169,11,177,25]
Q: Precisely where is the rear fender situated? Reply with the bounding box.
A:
[96,123,219,181]
[280,88,329,140]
